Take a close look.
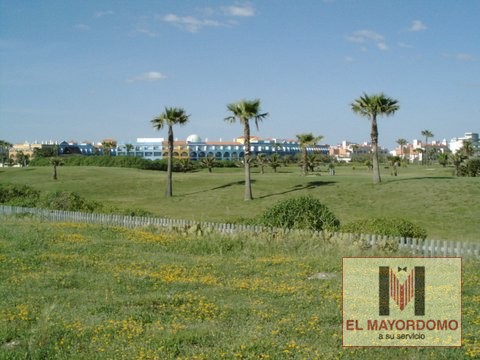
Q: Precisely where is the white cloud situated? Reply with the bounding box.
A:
[408,20,427,32]
[344,56,354,63]
[134,28,158,38]
[95,10,114,18]
[222,4,255,17]
[74,24,91,31]
[346,30,388,51]
[347,30,384,43]
[377,42,389,51]
[442,52,477,61]
[128,72,166,83]
[455,53,475,61]
[161,4,256,33]
[398,42,413,48]
[163,13,222,33]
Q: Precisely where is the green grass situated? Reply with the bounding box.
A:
[1,164,479,241]
[1,217,479,359]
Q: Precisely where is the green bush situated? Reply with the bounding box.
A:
[259,196,340,231]
[0,183,40,207]
[30,155,171,171]
[342,217,427,239]
[38,191,101,212]
[465,158,480,177]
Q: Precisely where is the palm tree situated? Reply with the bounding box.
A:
[201,156,216,173]
[178,158,193,173]
[16,151,30,167]
[296,133,323,175]
[225,99,268,200]
[50,157,64,180]
[396,138,407,159]
[387,156,401,176]
[421,130,434,165]
[151,107,190,197]
[255,153,268,174]
[125,143,134,156]
[438,152,449,167]
[101,140,116,156]
[0,140,12,167]
[269,153,282,173]
[351,93,400,184]
[460,140,474,158]
[451,152,466,177]
[306,154,319,173]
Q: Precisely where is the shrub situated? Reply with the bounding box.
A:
[38,191,101,212]
[466,158,480,177]
[0,183,40,207]
[341,217,427,239]
[259,196,340,232]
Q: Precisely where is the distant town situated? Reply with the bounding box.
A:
[1,131,479,166]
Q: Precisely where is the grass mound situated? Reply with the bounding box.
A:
[342,217,427,239]
[259,196,340,232]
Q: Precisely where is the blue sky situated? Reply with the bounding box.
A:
[1,0,479,149]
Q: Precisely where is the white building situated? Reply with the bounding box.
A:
[449,132,479,155]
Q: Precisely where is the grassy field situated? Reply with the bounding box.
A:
[1,217,479,359]
[1,164,479,241]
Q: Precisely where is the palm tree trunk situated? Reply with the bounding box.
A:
[166,125,173,197]
[243,122,253,200]
[371,116,381,184]
[302,149,307,175]
[53,165,57,180]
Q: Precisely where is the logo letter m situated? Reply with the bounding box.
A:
[379,266,425,316]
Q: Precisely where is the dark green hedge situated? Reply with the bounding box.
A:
[258,196,340,232]
[341,217,427,239]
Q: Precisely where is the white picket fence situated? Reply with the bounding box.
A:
[1,205,478,257]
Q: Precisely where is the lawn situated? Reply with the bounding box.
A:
[1,217,478,359]
[1,164,479,241]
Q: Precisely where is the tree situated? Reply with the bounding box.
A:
[269,153,282,173]
[451,152,466,177]
[305,154,319,173]
[451,140,476,177]
[125,144,134,156]
[387,156,401,176]
[201,156,216,173]
[101,141,116,156]
[178,158,193,173]
[396,138,407,159]
[16,151,30,167]
[225,99,268,200]
[0,140,12,167]
[296,133,323,175]
[466,158,480,177]
[33,145,59,158]
[460,140,474,158]
[351,93,399,184]
[151,107,190,197]
[421,129,434,165]
[255,153,268,174]
[438,152,449,167]
[50,157,64,180]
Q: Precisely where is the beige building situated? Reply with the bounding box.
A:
[9,142,43,164]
